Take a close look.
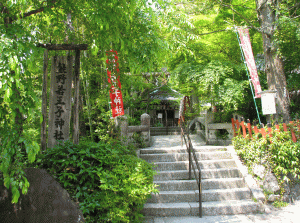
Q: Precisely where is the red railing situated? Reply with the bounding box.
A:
[231,116,300,142]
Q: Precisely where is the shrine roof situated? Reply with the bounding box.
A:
[148,85,182,102]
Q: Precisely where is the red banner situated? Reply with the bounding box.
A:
[238,28,262,98]
[106,50,124,117]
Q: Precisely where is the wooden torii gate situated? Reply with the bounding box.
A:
[39,44,88,151]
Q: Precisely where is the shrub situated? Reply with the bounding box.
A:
[36,140,158,222]
[232,125,300,195]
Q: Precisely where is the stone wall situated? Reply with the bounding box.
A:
[115,113,151,147]
[191,111,235,145]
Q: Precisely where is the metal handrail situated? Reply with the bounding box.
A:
[179,115,202,218]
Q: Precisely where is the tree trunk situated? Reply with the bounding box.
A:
[256,0,290,121]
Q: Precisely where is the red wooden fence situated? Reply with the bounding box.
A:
[231,117,300,143]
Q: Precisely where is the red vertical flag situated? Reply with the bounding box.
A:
[238,28,262,98]
[106,50,124,117]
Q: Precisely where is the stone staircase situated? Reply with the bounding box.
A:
[140,135,261,217]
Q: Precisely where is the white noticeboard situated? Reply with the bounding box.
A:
[158,113,163,119]
[175,110,179,118]
[261,92,276,115]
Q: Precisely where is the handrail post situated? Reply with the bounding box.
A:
[189,142,192,180]
[179,96,202,218]
[199,170,202,218]
[187,123,191,179]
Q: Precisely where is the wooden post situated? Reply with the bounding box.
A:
[235,116,240,135]
[165,109,168,135]
[241,118,247,138]
[231,118,236,137]
[289,121,297,142]
[247,119,252,138]
[41,50,48,151]
[73,49,80,144]
[253,121,259,134]
[260,123,267,138]
[283,123,288,132]
[275,121,280,132]
[267,123,272,138]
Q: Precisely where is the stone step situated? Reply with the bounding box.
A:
[155,178,246,191]
[140,146,227,154]
[142,200,259,217]
[150,130,181,133]
[153,168,242,181]
[150,127,181,131]
[152,159,237,171]
[147,187,252,203]
[150,128,181,136]
[140,151,232,163]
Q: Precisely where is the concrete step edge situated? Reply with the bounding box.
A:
[153,159,234,164]
[140,147,227,154]
[154,177,244,184]
[144,199,257,208]
[143,200,260,216]
[151,187,251,195]
[156,168,240,174]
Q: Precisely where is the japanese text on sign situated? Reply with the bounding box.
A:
[106,50,124,118]
[54,62,66,141]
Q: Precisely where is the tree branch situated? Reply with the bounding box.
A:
[221,3,262,33]
[3,0,59,23]
[198,29,227,36]
[21,0,58,19]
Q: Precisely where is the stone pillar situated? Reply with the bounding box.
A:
[141,113,151,126]
[205,111,214,144]
[141,113,151,146]
[115,116,128,139]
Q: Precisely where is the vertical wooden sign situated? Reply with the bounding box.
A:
[48,55,73,148]
[41,50,48,151]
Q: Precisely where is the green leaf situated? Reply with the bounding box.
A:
[4,177,11,189]
[11,186,20,204]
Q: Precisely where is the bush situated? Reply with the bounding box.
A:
[232,125,300,194]
[36,140,158,222]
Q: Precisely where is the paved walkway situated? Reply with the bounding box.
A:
[144,134,300,222]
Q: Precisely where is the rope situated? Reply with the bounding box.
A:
[234,27,262,125]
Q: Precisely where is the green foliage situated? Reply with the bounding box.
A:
[167,0,269,123]
[154,122,164,127]
[215,129,229,140]
[274,16,300,91]
[131,132,146,148]
[37,140,157,223]
[1,0,172,205]
[0,36,42,203]
[169,60,264,121]
[273,200,289,208]
[233,125,300,196]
